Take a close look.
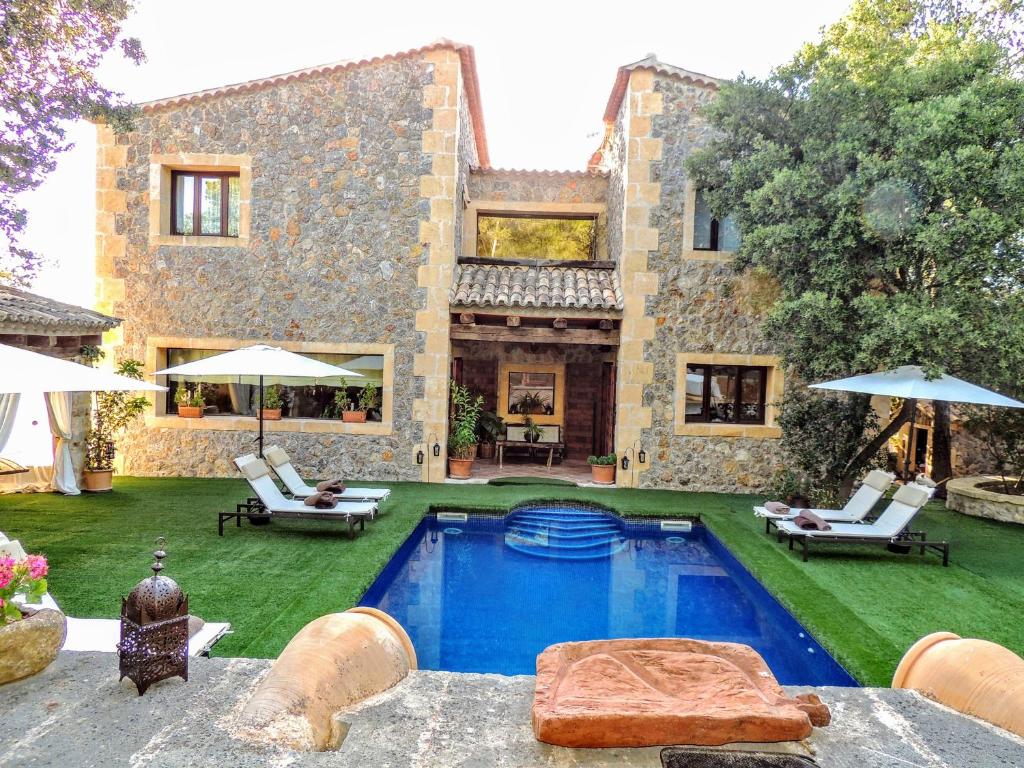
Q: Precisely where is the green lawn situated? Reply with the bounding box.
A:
[1,477,1021,686]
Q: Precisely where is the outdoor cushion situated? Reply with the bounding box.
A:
[863,469,894,492]
[893,482,930,508]
[237,457,271,481]
[264,446,289,468]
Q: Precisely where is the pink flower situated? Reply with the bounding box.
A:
[25,555,48,580]
[0,557,14,590]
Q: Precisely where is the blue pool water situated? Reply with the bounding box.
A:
[359,504,857,686]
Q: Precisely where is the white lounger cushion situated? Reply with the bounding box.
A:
[262,445,391,502]
[777,483,935,539]
[754,470,894,522]
[233,456,376,517]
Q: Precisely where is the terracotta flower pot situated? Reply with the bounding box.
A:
[591,464,616,484]
[261,408,282,421]
[82,469,113,493]
[342,410,367,423]
[448,457,474,479]
[177,406,203,419]
[0,608,67,685]
[892,631,1024,739]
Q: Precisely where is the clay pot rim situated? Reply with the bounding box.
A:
[345,606,418,670]
[892,631,961,688]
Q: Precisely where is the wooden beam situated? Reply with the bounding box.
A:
[506,315,521,327]
[552,317,568,329]
[458,312,476,325]
[450,324,620,346]
[598,319,614,330]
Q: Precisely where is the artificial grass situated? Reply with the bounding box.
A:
[2,477,1022,686]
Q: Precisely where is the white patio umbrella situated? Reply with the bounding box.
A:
[154,344,361,456]
[810,365,1024,477]
[0,343,167,395]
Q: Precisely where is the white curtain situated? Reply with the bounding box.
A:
[228,382,253,415]
[45,391,80,495]
[0,393,19,454]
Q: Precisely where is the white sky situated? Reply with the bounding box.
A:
[18,0,850,307]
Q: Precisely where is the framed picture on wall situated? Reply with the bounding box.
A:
[508,371,556,416]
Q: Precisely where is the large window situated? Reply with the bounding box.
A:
[685,364,767,424]
[163,349,385,421]
[171,171,240,237]
[476,213,597,260]
[693,190,740,252]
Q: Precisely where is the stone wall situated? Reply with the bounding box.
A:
[612,71,783,492]
[947,476,1024,524]
[99,55,443,479]
[466,169,607,205]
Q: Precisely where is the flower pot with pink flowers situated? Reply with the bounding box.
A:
[0,553,66,685]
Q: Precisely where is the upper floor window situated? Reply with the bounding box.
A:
[476,213,597,260]
[693,190,740,252]
[685,364,767,424]
[171,171,240,238]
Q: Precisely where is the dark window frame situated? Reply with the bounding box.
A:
[693,190,737,252]
[685,364,769,425]
[170,170,239,238]
[475,211,599,260]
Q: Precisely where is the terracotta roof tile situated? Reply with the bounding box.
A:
[451,264,623,311]
[0,286,120,333]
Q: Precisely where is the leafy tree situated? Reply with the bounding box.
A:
[688,0,1024,497]
[1,0,143,284]
[477,216,597,260]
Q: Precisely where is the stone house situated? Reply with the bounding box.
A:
[93,41,796,491]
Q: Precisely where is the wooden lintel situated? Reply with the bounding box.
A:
[451,324,620,346]
[506,315,521,327]
[598,319,614,330]
[552,317,568,329]
[458,312,476,325]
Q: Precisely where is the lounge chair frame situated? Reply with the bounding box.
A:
[780,527,950,566]
[218,496,366,539]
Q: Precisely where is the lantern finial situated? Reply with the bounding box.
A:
[151,536,167,576]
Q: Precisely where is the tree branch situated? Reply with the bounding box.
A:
[840,397,916,492]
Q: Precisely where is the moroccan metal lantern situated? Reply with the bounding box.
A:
[416,449,425,465]
[118,538,189,695]
[432,441,441,457]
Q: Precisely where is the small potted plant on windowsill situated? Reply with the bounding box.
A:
[261,385,283,421]
[175,386,204,419]
[514,391,546,416]
[587,453,617,485]
[448,380,483,478]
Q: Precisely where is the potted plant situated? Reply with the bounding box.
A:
[84,359,148,492]
[448,380,483,478]
[523,416,542,443]
[262,385,283,420]
[356,382,380,419]
[175,386,204,419]
[587,453,617,484]
[476,411,504,460]
[514,391,546,415]
[0,553,66,685]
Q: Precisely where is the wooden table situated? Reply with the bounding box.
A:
[496,439,565,469]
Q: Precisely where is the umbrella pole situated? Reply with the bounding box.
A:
[258,374,264,458]
[903,398,917,480]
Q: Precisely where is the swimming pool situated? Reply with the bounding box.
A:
[359,503,857,685]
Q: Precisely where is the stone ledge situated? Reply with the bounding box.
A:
[146,415,392,436]
[674,423,782,439]
[947,475,1024,524]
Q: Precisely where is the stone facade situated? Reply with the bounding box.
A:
[98,47,475,480]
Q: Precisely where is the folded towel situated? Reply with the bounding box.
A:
[793,510,831,531]
[764,500,790,514]
[303,491,336,509]
[316,478,347,493]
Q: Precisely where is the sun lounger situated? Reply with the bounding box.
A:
[775,482,948,565]
[754,470,894,534]
[222,456,376,538]
[260,446,391,504]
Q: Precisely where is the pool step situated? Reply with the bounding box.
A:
[504,508,627,560]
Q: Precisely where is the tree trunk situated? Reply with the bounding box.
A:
[931,400,952,499]
[840,398,915,496]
